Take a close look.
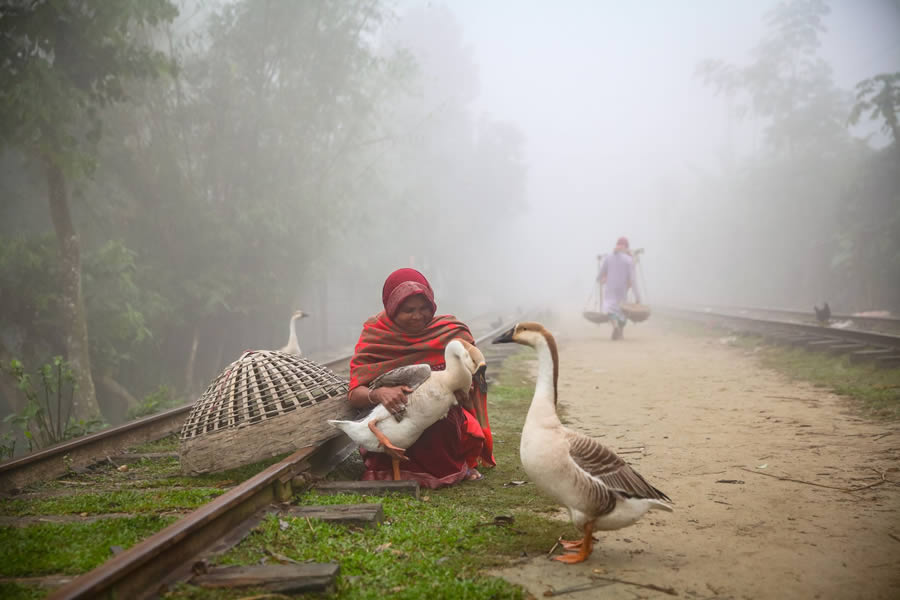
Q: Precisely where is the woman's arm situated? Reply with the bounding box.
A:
[348,384,411,415]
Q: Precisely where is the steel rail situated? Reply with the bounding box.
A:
[673,303,900,332]
[42,321,520,600]
[659,307,900,352]
[0,352,354,493]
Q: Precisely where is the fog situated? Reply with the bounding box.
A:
[439,0,900,310]
[1,0,898,432]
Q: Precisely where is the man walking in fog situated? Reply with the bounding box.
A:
[597,236,641,340]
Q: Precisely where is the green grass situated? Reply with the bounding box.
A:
[0,515,177,576]
[163,346,565,599]
[129,433,180,453]
[0,582,46,600]
[0,487,223,517]
[744,337,900,419]
[660,317,900,419]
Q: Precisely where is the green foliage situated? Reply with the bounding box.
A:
[0,515,177,576]
[0,431,15,460]
[850,72,900,144]
[1,356,104,451]
[0,0,178,173]
[83,240,168,371]
[697,0,848,155]
[0,0,530,428]
[0,235,62,356]
[127,385,180,419]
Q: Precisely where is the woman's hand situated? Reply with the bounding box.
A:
[371,385,413,415]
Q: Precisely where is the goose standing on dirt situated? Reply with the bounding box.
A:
[329,339,486,480]
[493,322,672,563]
[279,310,309,355]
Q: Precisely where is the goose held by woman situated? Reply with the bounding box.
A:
[493,321,672,563]
[328,339,486,480]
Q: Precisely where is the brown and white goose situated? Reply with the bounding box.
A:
[493,321,672,563]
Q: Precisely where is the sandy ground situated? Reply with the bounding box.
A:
[492,315,900,600]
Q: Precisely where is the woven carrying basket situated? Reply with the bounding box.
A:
[179,350,353,474]
[582,311,610,324]
[623,303,652,322]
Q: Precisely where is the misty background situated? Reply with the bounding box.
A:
[1,0,898,442]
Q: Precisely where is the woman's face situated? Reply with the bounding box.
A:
[394,294,434,333]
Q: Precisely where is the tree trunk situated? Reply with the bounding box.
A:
[184,326,199,396]
[44,157,100,421]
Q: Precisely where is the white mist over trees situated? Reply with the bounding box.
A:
[0,0,897,437]
[0,0,525,428]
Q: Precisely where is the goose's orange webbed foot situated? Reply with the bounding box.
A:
[552,523,594,564]
[367,420,408,462]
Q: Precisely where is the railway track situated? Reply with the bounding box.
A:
[659,306,900,368]
[1,316,524,599]
[0,352,354,495]
[0,311,508,494]
[674,303,900,335]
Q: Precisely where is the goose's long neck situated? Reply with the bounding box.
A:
[526,334,560,425]
[436,354,472,392]
[288,317,300,353]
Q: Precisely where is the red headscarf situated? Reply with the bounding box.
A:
[381,268,437,319]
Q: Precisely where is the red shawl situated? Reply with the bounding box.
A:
[349,311,495,488]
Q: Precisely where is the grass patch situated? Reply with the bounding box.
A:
[0,487,223,516]
[129,433,180,454]
[0,582,45,600]
[164,345,566,599]
[749,339,900,419]
[0,515,177,576]
[660,317,900,420]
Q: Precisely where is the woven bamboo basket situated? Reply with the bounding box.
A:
[179,350,353,474]
[582,311,610,324]
[623,303,652,322]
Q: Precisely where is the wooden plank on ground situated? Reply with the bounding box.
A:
[280,503,383,527]
[191,563,339,593]
[314,480,420,499]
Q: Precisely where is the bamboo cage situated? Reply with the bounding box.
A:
[179,350,353,474]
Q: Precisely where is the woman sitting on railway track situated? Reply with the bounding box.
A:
[345,268,495,488]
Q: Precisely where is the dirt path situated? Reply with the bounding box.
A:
[492,315,900,599]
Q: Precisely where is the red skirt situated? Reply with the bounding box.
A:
[360,405,488,489]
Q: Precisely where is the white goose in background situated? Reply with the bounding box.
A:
[279,310,309,355]
[493,322,672,564]
[328,339,487,480]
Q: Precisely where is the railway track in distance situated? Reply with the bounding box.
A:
[20,316,524,600]
[672,303,900,335]
[658,306,900,369]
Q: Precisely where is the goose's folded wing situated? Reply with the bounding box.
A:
[565,430,671,503]
[369,364,432,391]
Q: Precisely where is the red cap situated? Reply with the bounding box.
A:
[381,268,437,319]
[615,236,629,250]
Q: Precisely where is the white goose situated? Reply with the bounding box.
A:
[493,322,672,563]
[279,310,309,355]
[328,339,486,480]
